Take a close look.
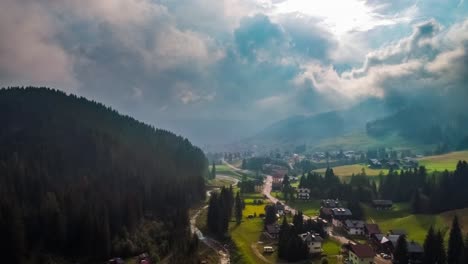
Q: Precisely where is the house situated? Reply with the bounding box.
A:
[319,207,333,221]
[299,232,323,254]
[380,234,401,254]
[331,208,353,228]
[344,220,366,235]
[364,224,381,238]
[265,224,280,239]
[331,208,353,219]
[386,161,400,170]
[372,200,393,210]
[368,159,382,168]
[275,201,285,215]
[408,241,424,263]
[297,188,311,200]
[370,233,385,248]
[321,199,341,208]
[348,244,375,264]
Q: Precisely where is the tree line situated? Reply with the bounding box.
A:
[0,87,207,263]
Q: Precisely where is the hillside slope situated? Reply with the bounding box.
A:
[0,87,207,263]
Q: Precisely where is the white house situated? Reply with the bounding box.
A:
[344,220,366,235]
[297,188,311,200]
[298,232,323,254]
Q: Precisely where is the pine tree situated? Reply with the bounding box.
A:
[394,235,409,264]
[448,215,464,264]
[435,230,447,264]
[278,216,289,259]
[423,226,436,264]
[211,162,216,180]
[235,191,242,224]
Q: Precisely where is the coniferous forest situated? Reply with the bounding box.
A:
[0,87,207,263]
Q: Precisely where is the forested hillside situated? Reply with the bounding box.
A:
[0,87,207,263]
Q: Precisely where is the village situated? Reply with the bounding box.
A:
[240,163,425,264]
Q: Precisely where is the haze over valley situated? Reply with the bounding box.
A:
[1,0,468,263]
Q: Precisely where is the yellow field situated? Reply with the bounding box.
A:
[418,151,468,172]
[314,164,389,177]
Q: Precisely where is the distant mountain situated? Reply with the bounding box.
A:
[0,87,206,263]
[366,105,468,147]
[247,98,389,146]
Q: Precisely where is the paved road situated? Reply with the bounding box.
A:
[224,161,357,255]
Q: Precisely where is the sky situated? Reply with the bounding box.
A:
[1,0,467,144]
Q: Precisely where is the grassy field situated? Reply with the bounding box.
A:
[287,200,321,217]
[314,164,389,178]
[230,197,276,264]
[313,131,427,152]
[364,203,448,244]
[207,177,237,188]
[419,151,468,172]
[215,164,243,178]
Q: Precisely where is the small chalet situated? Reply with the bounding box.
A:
[372,200,393,210]
[344,220,366,235]
[408,241,424,263]
[349,244,375,264]
[331,208,353,227]
[297,188,311,200]
[275,201,285,215]
[368,159,382,168]
[370,233,384,247]
[298,232,323,254]
[380,234,401,254]
[364,224,381,238]
[265,224,280,239]
[319,207,333,221]
[321,199,341,208]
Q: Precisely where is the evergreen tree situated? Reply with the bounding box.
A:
[448,215,464,264]
[264,205,277,226]
[393,235,409,264]
[423,226,436,264]
[235,191,242,224]
[278,216,290,259]
[211,162,216,180]
[435,231,447,264]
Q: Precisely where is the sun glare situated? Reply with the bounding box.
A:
[273,0,395,35]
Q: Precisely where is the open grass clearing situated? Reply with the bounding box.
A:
[314,164,389,178]
[230,200,276,264]
[287,200,321,217]
[418,151,468,172]
[364,203,448,244]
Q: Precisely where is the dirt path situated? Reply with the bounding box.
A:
[191,173,239,264]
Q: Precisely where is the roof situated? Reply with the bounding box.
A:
[344,220,365,229]
[350,244,375,258]
[299,232,323,243]
[408,241,424,253]
[381,235,401,247]
[373,233,384,241]
[331,208,352,216]
[322,199,341,208]
[365,224,381,235]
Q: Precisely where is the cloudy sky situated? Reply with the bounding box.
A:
[1,0,467,143]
